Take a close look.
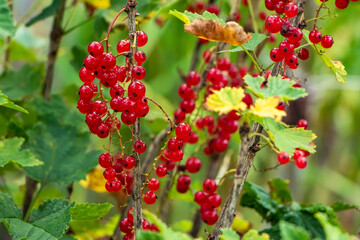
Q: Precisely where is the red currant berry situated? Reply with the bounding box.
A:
[174,109,186,123]
[127,207,134,222]
[309,30,322,44]
[86,112,102,128]
[134,51,147,64]
[176,174,191,193]
[194,191,206,205]
[77,99,93,114]
[93,101,107,117]
[148,178,160,191]
[270,47,285,62]
[335,0,349,9]
[202,49,212,63]
[122,156,135,170]
[201,209,218,225]
[275,1,285,14]
[119,218,134,234]
[121,112,137,125]
[117,39,130,54]
[298,48,310,60]
[175,123,191,141]
[285,54,298,69]
[144,191,157,204]
[284,3,298,18]
[99,53,116,69]
[134,140,147,153]
[296,156,307,169]
[97,123,110,138]
[207,193,222,208]
[293,149,305,160]
[88,41,104,56]
[288,28,303,43]
[278,152,290,164]
[110,85,125,98]
[207,4,219,15]
[105,180,122,192]
[217,58,231,71]
[156,164,167,177]
[137,31,148,47]
[203,179,217,194]
[297,119,308,129]
[99,153,113,168]
[321,35,334,49]
[84,55,99,70]
[131,66,146,80]
[185,157,202,173]
[186,71,201,86]
[103,167,116,181]
[178,84,194,100]
[180,99,196,114]
[128,81,146,101]
[265,15,283,33]
[168,137,184,151]
[79,67,95,83]
[189,132,199,144]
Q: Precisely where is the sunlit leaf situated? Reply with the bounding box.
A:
[220,228,240,240]
[0,91,28,113]
[315,213,358,240]
[70,203,113,221]
[242,229,270,240]
[0,137,42,167]
[205,87,247,115]
[279,221,310,240]
[303,29,347,84]
[244,75,307,101]
[250,97,286,121]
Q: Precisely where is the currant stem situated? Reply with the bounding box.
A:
[105,7,126,53]
[240,46,262,73]
[146,97,176,129]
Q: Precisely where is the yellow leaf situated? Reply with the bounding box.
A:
[82,0,110,9]
[250,97,286,121]
[205,87,247,115]
[232,216,251,234]
[80,167,107,193]
[169,10,190,24]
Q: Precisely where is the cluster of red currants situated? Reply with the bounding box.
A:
[143,123,199,204]
[194,179,221,225]
[264,1,308,69]
[277,119,310,169]
[119,207,159,240]
[77,31,150,193]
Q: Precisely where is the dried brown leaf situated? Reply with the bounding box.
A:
[184,19,252,46]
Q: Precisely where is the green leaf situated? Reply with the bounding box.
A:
[171,220,193,233]
[169,10,226,26]
[30,199,74,238]
[303,29,346,84]
[137,230,164,240]
[143,210,193,240]
[219,33,268,53]
[240,181,282,222]
[24,119,99,184]
[268,178,292,204]
[69,203,113,221]
[1,218,57,240]
[301,203,339,228]
[279,221,310,240]
[0,0,14,37]
[0,91,29,113]
[0,64,44,101]
[242,229,270,240]
[263,118,316,156]
[70,45,88,72]
[331,201,359,212]
[0,39,38,62]
[0,193,22,219]
[26,0,61,26]
[244,75,307,101]
[315,213,358,240]
[219,228,240,240]
[0,137,42,167]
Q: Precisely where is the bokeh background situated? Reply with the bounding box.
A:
[1,0,359,239]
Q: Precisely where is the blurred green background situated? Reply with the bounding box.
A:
[0,0,359,239]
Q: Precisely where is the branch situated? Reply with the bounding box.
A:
[210,0,307,238]
[22,177,37,219]
[42,0,67,101]
[126,0,143,234]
